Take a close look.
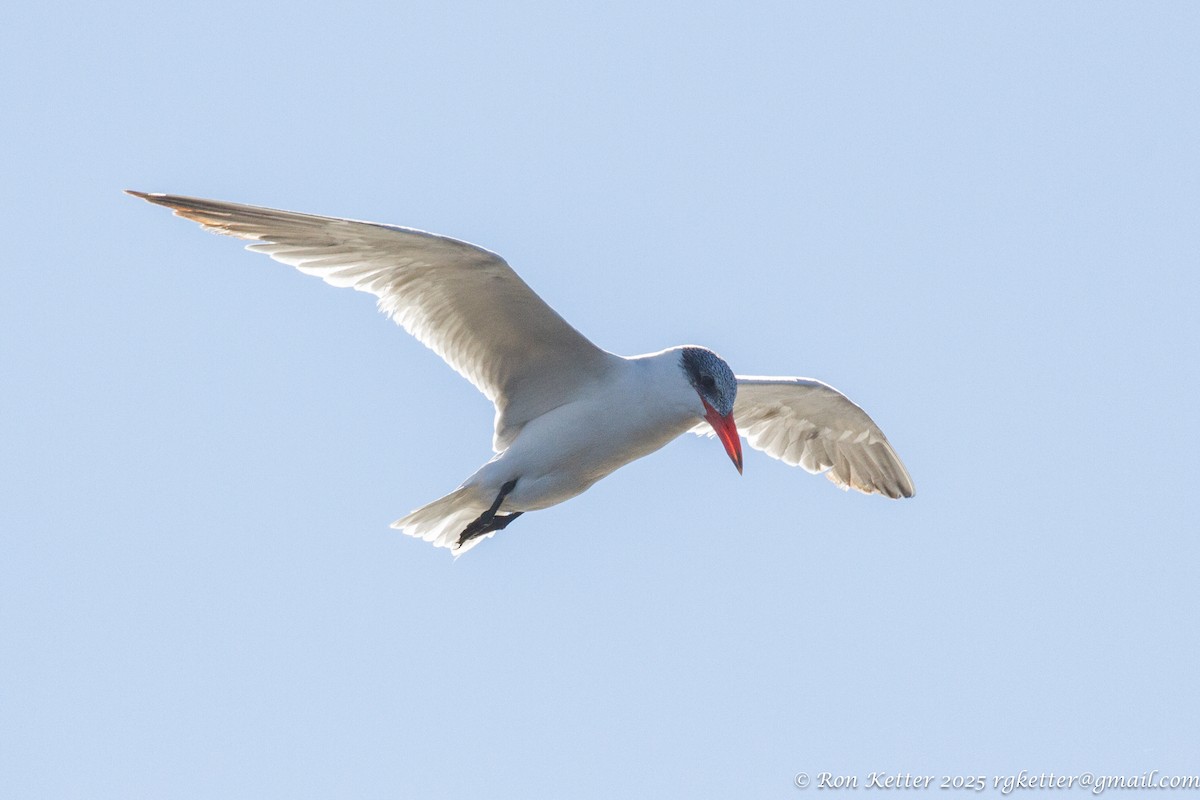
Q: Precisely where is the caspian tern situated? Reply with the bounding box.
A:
[129,191,915,555]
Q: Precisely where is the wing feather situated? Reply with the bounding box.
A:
[692,376,915,498]
[129,191,617,450]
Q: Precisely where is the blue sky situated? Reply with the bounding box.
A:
[3,2,1198,797]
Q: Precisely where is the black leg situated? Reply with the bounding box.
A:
[488,512,523,531]
[457,479,520,546]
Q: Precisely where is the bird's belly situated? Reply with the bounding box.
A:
[471,400,695,512]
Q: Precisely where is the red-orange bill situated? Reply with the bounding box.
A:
[704,401,743,474]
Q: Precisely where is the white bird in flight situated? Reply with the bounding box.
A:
[129,191,915,555]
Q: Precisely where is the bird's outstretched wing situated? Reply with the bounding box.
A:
[691,376,915,498]
[128,191,617,450]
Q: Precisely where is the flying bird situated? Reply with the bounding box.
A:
[128,191,914,555]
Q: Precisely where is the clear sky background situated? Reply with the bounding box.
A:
[3,2,1198,797]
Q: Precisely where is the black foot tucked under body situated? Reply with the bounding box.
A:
[457,479,523,546]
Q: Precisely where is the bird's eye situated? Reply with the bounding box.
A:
[700,374,716,390]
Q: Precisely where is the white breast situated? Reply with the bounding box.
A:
[462,352,702,512]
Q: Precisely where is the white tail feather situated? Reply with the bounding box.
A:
[391,487,492,556]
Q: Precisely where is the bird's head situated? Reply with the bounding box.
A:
[679,346,743,474]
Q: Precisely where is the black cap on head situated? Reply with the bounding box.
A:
[679,346,737,416]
